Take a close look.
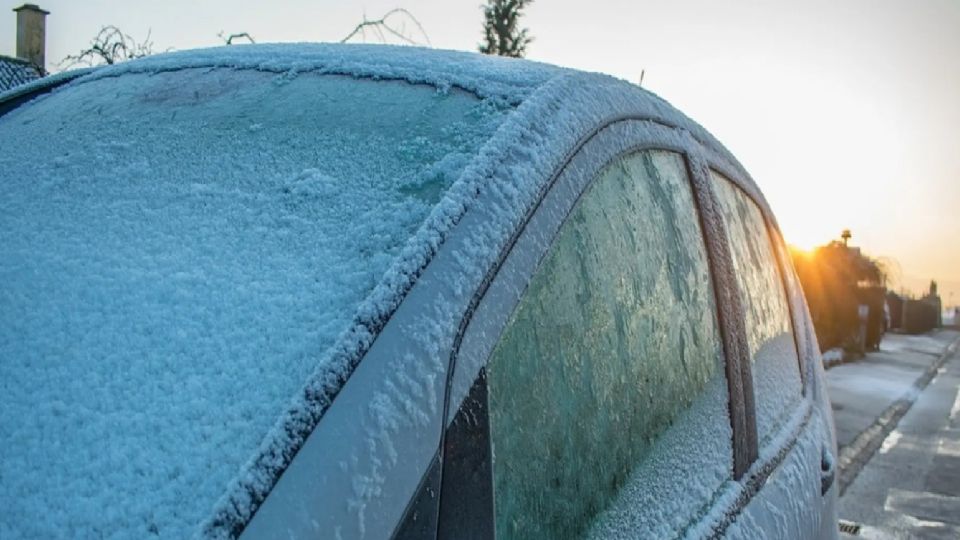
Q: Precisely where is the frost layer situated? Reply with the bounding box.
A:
[711,171,804,445]
[0,67,507,538]
[486,152,732,538]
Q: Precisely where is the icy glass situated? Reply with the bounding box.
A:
[710,172,802,445]
[0,69,508,538]
[486,151,730,539]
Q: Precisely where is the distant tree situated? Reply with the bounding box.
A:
[340,8,431,46]
[61,26,154,67]
[479,0,534,57]
[792,235,888,352]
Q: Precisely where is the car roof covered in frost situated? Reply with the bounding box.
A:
[52,42,756,183]
[1,43,767,538]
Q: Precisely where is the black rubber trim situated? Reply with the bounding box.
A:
[437,368,493,540]
[392,448,443,540]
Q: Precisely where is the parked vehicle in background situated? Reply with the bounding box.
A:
[0,44,839,539]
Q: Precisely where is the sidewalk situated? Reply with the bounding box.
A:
[825,329,960,538]
[827,331,959,450]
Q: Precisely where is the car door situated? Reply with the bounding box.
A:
[707,168,838,539]
[431,119,746,539]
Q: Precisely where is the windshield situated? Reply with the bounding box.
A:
[0,67,508,538]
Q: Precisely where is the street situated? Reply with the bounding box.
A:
[826,330,960,539]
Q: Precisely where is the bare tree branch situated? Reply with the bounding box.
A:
[340,8,431,46]
[219,31,256,45]
[60,26,155,68]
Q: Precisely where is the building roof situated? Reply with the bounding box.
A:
[13,4,51,15]
[0,54,42,92]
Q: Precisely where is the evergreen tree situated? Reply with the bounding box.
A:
[479,0,534,58]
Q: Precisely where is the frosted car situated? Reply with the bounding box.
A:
[0,44,838,539]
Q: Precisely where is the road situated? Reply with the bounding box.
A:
[826,330,960,539]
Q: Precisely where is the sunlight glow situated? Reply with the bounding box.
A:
[0,0,956,305]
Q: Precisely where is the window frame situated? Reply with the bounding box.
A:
[706,168,810,394]
[433,119,754,539]
[392,116,823,540]
[687,166,820,534]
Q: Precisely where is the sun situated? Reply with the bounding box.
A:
[780,226,829,254]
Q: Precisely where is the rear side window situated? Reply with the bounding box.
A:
[711,172,802,445]
[485,150,732,539]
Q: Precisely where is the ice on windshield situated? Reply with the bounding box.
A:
[0,67,509,538]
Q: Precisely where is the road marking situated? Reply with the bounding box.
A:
[884,488,960,527]
[878,430,901,455]
[938,437,960,458]
[950,386,960,421]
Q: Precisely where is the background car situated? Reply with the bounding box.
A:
[0,44,838,539]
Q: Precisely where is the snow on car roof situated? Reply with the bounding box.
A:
[1,43,766,538]
[59,43,756,185]
[71,42,564,104]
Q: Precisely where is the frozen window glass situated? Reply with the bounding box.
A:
[711,172,802,445]
[486,151,732,539]
[0,69,510,538]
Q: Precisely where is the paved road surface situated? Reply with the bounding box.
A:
[826,330,960,539]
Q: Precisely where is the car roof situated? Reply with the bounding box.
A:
[54,43,761,201]
[86,42,564,102]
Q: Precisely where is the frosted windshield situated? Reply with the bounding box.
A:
[0,68,508,538]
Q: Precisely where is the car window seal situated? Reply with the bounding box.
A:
[686,157,760,479]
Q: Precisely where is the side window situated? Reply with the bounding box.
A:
[770,227,811,377]
[710,172,802,445]
[485,151,732,539]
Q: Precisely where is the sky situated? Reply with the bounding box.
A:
[2,0,958,307]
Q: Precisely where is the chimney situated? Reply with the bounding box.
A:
[13,4,49,74]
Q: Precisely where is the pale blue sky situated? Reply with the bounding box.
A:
[3,0,958,305]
